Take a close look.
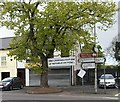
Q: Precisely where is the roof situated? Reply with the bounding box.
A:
[0,37,12,50]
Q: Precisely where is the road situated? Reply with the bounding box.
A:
[1,87,119,101]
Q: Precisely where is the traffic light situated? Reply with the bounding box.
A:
[115,42,120,61]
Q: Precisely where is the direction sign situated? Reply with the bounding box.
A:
[78,57,106,64]
[48,57,75,67]
[95,57,106,64]
[82,63,95,69]
[79,52,96,58]
[78,58,95,63]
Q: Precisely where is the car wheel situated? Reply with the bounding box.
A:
[20,84,24,89]
[9,86,13,91]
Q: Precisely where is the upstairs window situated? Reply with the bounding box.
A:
[1,56,7,67]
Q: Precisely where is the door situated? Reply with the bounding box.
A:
[17,69,25,84]
[1,72,10,80]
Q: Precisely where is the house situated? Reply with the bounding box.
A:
[0,37,17,80]
[0,37,30,86]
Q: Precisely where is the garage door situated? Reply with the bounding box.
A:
[29,68,70,87]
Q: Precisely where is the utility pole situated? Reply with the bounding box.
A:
[91,1,98,93]
[93,24,98,94]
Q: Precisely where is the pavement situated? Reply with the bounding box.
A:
[25,85,119,97]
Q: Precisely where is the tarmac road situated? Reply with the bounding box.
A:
[1,85,119,101]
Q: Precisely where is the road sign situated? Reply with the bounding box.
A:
[79,52,96,58]
[95,57,106,63]
[77,69,86,78]
[48,57,75,67]
[78,57,105,64]
[82,63,95,69]
[78,58,95,63]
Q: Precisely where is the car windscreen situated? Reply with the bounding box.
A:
[2,78,12,82]
[100,75,114,79]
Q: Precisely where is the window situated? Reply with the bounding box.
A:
[1,56,7,67]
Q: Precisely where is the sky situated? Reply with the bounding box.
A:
[0,1,120,65]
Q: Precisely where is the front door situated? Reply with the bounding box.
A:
[1,72,10,80]
[17,69,25,85]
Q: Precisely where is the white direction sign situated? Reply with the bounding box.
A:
[79,58,95,63]
[82,63,95,69]
[48,57,75,67]
[79,57,105,64]
[95,57,105,63]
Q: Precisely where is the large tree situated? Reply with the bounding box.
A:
[0,1,117,87]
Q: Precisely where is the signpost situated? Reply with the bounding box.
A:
[78,52,106,92]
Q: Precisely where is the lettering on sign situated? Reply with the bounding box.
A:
[78,58,95,63]
[82,63,95,69]
[95,57,105,63]
[48,57,75,67]
[78,57,105,64]
[79,52,96,58]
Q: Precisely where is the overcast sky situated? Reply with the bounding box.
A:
[0,1,120,65]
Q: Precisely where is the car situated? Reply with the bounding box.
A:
[0,77,24,91]
[99,74,116,88]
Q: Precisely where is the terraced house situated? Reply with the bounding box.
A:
[0,37,17,80]
[0,37,30,86]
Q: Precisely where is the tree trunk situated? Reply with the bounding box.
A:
[40,56,49,88]
[40,73,49,88]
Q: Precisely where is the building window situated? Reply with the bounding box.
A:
[1,56,7,67]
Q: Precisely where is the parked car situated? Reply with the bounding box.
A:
[0,77,24,91]
[99,74,116,88]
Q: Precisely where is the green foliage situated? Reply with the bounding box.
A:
[29,66,48,75]
[105,65,120,69]
[0,1,117,87]
[0,1,117,67]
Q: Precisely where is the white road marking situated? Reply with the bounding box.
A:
[115,93,120,96]
[104,97,119,100]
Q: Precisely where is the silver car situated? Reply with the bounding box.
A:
[99,74,116,88]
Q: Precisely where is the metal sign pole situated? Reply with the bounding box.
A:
[93,23,98,94]
[95,62,97,93]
